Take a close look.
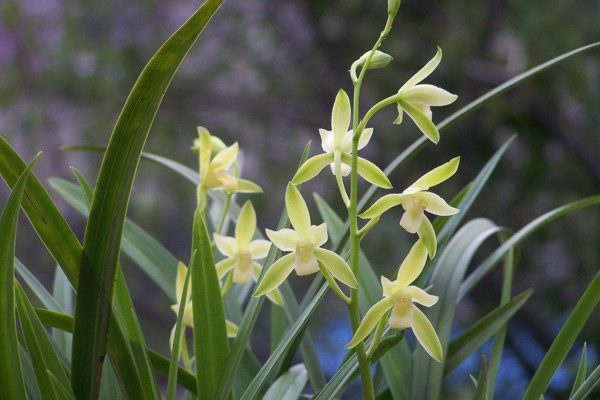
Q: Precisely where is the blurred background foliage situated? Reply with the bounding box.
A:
[1,0,599,398]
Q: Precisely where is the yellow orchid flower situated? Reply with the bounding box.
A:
[360,157,460,258]
[194,126,262,209]
[292,90,391,205]
[253,183,358,297]
[346,240,443,363]
[394,48,457,144]
[213,200,283,305]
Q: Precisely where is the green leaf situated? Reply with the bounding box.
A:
[166,252,193,400]
[49,178,179,301]
[33,308,200,396]
[523,270,600,400]
[262,364,308,400]
[472,357,488,400]
[444,289,533,375]
[51,266,73,362]
[412,218,503,400]
[15,282,73,399]
[240,284,328,400]
[570,344,588,398]
[0,152,39,399]
[570,362,600,400]
[192,211,230,398]
[460,195,600,302]
[47,371,76,400]
[71,2,224,396]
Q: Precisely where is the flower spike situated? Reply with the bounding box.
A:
[394,48,457,144]
[254,183,358,297]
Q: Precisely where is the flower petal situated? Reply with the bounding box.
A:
[393,103,404,125]
[319,129,334,153]
[398,98,440,144]
[212,142,239,170]
[412,305,443,362]
[253,253,296,297]
[398,47,442,92]
[216,169,238,193]
[417,215,437,258]
[236,201,257,247]
[381,276,400,298]
[236,178,263,193]
[252,263,283,306]
[346,297,394,348]
[226,320,239,338]
[248,239,271,259]
[285,183,311,237]
[215,258,235,280]
[314,248,358,288]
[414,192,459,216]
[357,127,374,150]
[360,194,403,219]
[407,286,438,307]
[332,90,351,148]
[400,208,424,233]
[308,223,328,248]
[198,126,212,175]
[402,84,457,106]
[346,155,392,189]
[175,262,188,302]
[409,157,460,192]
[214,234,237,257]
[292,153,334,185]
[265,228,299,252]
[396,239,428,287]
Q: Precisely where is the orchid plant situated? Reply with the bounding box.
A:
[2,1,600,400]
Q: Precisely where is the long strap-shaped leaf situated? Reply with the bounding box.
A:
[522,270,600,400]
[0,153,39,400]
[191,211,230,398]
[459,195,600,302]
[70,1,224,397]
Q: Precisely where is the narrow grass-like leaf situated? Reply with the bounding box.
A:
[460,195,600,302]
[15,282,73,399]
[15,258,65,313]
[522,270,600,400]
[486,239,516,400]
[19,340,43,400]
[570,344,588,398]
[240,284,328,400]
[413,218,503,400]
[52,266,73,361]
[472,358,488,400]
[570,362,600,400]
[47,371,76,400]
[0,152,39,399]
[50,178,179,300]
[262,364,308,400]
[444,289,533,375]
[192,211,229,399]
[166,253,193,400]
[71,2,224,396]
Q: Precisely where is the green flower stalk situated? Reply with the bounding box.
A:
[393,47,458,144]
[253,183,358,297]
[361,157,460,257]
[346,239,443,363]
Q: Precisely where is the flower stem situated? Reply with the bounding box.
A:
[216,193,232,235]
[347,14,395,400]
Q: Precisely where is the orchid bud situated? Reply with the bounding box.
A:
[388,0,400,16]
[350,51,394,82]
[191,126,227,156]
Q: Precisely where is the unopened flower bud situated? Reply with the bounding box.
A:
[350,50,394,82]
[191,126,227,156]
[388,0,400,16]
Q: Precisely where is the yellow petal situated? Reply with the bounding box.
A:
[346,297,394,348]
[409,157,460,192]
[236,201,256,247]
[398,47,442,93]
[314,248,358,288]
[414,192,459,216]
[308,223,328,248]
[253,253,296,297]
[248,240,271,259]
[407,286,438,307]
[396,240,428,287]
[214,234,237,257]
[265,228,299,252]
[285,183,311,237]
[412,305,443,362]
